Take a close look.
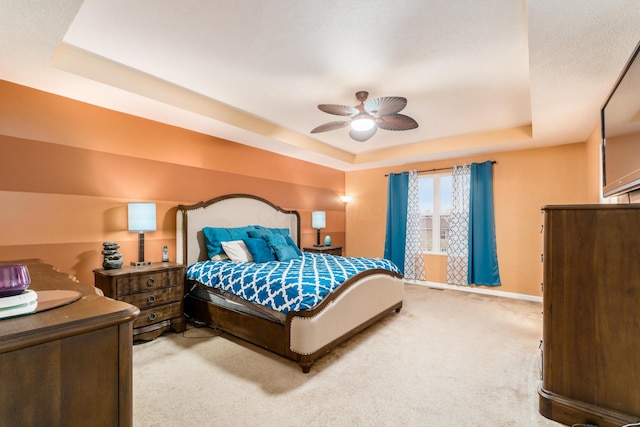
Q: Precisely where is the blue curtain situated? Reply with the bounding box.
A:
[468,161,501,286]
[384,172,409,274]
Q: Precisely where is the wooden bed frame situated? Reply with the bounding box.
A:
[176,194,404,373]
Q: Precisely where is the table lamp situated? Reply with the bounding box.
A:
[128,202,156,266]
[312,211,326,247]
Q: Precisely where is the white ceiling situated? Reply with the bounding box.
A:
[0,0,639,171]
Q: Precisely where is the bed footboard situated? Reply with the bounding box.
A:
[288,272,403,355]
[286,270,404,372]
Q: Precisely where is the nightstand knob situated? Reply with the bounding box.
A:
[147,295,156,304]
[146,278,155,287]
[148,312,157,321]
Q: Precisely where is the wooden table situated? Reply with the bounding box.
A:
[303,246,343,256]
[94,262,186,341]
[0,259,139,427]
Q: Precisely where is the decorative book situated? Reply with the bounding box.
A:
[0,290,37,319]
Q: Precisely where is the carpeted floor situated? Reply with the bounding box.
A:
[132,284,563,426]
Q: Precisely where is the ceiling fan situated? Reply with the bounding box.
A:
[311,91,418,142]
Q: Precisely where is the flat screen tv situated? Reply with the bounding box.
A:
[602,39,640,199]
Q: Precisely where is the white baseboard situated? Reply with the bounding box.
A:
[404,279,543,303]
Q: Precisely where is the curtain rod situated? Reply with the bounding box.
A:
[385,160,496,176]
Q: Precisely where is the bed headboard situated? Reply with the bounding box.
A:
[176,194,301,266]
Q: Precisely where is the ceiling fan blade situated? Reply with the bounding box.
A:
[364,96,407,116]
[318,104,359,116]
[376,114,419,131]
[349,126,377,142]
[311,121,350,133]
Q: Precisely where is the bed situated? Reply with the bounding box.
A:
[176,194,404,373]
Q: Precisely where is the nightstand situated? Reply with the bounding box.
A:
[303,246,343,256]
[94,262,186,341]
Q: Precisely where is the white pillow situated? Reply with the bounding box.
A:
[221,240,254,263]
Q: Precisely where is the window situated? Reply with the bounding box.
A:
[419,173,452,253]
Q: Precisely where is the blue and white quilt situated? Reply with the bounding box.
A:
[186,253,400,314]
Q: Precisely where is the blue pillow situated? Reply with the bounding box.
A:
[284,235,302,256]
[263,233,300,261]
[243,238,276,263]
[273,244,300,262]
[247,228,272,239]
[203,226,255,258]
[270,227,290,236]
[252,225,290,236]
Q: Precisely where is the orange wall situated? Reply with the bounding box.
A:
[0,80,345,285]
[346,142,596,297]
[1,78,606,299]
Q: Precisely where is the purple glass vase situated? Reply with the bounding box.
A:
[0,264,31,297]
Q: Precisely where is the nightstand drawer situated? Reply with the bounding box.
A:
[116,269,181,295]
[134,301,182,329]
[120,285,182,308]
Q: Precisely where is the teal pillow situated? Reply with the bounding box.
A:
[270,227,290,236]
[284,235,302,256]
[243,238,276,263]
[203,226,255,258]
[263,233,300,261]
[252,225,290,237]
[247,228,272,239]
[273,244,299,262]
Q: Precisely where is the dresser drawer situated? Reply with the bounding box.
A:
[116,269,181,296]
[120,285,182,308]
[134,301,182,329]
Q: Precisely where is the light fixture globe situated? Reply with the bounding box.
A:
[311,91,418,142]
[350,113,375,131]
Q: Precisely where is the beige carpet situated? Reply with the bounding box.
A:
[132,284,562,426]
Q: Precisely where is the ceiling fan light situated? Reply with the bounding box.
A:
[350,114,375,131]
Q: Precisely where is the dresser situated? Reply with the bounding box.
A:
[0,259,139,427]
[94,262,186,341]
[303,246,343,256]
[539,205,640,427]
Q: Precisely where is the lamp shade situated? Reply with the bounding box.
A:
[128,202,157,232]
[312,211,326,229]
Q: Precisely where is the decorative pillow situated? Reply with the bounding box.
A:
[272,244,300,262]
[252,226,290,236]
[211,253,230,261]
[270,227,290,236]
[284,235,303,256]
[263,233,300,261]
[203,226,255,258]
[243,238,276,263]
[247,228,272,239]
[221,240,254,263]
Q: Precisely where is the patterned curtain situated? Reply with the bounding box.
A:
[404,170,425,280]
[447,164,470,285]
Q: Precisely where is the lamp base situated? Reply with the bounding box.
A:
[130,261,152,267]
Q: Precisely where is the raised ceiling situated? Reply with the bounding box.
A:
[0,0,639,170]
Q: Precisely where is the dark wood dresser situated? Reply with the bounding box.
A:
[94,262,186,341]
[0,259,139,427]
[539,205,640,427]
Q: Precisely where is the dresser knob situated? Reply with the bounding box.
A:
[147,295,156,304]
[148,312,157,321]
[147,278,155,286]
